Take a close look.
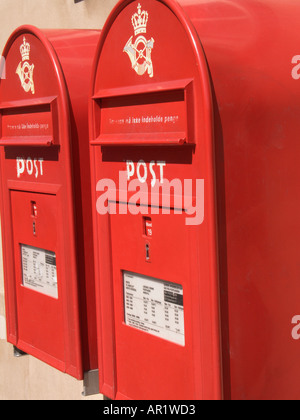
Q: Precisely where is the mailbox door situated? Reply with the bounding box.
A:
[110,208,195,399]
[11,191,65,366]
[90,0,221,399]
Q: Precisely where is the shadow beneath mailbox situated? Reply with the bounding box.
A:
[101,144,195,165]
[4,146,60,162]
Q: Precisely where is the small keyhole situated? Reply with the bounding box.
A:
[31,201,37,218]
[33,221,36,236]
[145,243,150,261]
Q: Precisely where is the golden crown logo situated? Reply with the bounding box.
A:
[16,36,35,94]
[132,3,148,35]
[124,3,155,78]
[20,37,30,61]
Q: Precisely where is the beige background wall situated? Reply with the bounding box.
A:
[0,0,118,400]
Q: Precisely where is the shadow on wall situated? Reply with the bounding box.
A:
[77,0,119,17]
[0,0,119,53]
[69,0,119,26]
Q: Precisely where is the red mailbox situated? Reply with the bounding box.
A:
[89,0,220,400]
[0,26,99,380]
[90,0,300,400]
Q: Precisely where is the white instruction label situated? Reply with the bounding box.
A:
[21,245,58,299]
[123,272,185,346]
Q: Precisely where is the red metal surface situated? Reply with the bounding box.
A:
[0,26,100,379]
[90,0,300,400]
[180,0,300,400]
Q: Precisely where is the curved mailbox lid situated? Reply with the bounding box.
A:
[0,26,99,379]
[90,0,221,399]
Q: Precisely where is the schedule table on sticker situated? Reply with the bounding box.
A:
[123,272,185,345]
[21,244,58,299]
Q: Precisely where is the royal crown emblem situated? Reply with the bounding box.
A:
[16,37,35,94]
[132,3,148,35]
[124,3,154,78]
[20,37,30,61]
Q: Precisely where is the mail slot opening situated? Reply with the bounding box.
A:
[91,79,194,145]
[0,97,58,146]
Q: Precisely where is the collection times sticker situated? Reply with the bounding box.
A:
[21,245,58,299]
[123,272,185,345]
